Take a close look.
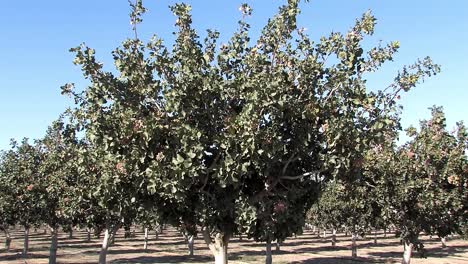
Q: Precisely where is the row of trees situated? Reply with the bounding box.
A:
[1,1,464,264]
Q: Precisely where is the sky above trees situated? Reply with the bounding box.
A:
[1,0,467,149]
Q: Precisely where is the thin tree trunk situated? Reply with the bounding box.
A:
[402,242,413,264]
[98,229,111,264]
[144,228,148,250]
[323,230,326,239]
[109,228,117,246]
[275,240,281,251]
[265,239,272,264]
[23,227,30,257]
[441,237,447,248]
[239,233,243,241]
[188,235,194,256]
[154,230,158,240]
[332,228,337,247]
[351,232,358,258]
[69,227,73,239]
[201,229,229,264]
[384,228,387,238]
[4,229,12,251]
[49,227,58,264]
[374,228,378,244]
[87,228,91,242]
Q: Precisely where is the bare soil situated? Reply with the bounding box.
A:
[1,227,467,264]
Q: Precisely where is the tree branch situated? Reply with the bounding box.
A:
[280,170,319,180]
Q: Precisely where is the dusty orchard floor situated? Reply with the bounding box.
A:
[0,227,467,264]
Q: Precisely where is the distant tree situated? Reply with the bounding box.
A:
[0,139,44,257]
[0,151,17,251]
[365,107,467,264]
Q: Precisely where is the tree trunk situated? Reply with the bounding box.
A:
[275,240,281,251]
[323,230,326,239]
[144,228,148,250]
[332,228,337,247]
[265,239,272,264]
[87,228,91,242]
[441,237,447,248]
[49,227,58,264]
[109,228,117,246]
[351,232,358,258]
[401,242,413,264]
[23,227,30,257]
[239,233,243,241]
[98,229,112,264]
[317,227,321,238]
[188,235,194,256]
[374,228,378,244]
[202,229,230,264]
[4,229,11,251]
[69,227,73,239]
[384,228,387,238]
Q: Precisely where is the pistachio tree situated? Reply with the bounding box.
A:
[391,107,468,264]
[0,151,16,251]
[37,118,84,264]
[62,1,439,263]
[0,139,44,257]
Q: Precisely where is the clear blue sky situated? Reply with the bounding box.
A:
[1,0,467,149]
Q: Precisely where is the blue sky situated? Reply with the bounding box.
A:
[1,0,467,149]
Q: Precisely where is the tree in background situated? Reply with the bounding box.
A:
[0,139,45,258]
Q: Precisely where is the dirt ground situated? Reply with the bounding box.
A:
[0,227,467,264]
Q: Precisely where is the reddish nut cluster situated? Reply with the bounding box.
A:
[274,201,286,214]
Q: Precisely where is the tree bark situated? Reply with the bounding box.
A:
[401,242,413,264]
[275,240,281,251]
[374,228,378,244]
[384,228,387,238]
[4,229,11,251]
[98,229,112,264]
[188,235,194,256]
[441,236,447,248]
[109,228,117,246]
[87,228,91,242]
[351,232,358,258]
[331,228,337,247]
[23,227,30,257]
[69,227,73,239]
[144,227,148,251]
[265,239,272,264]
[202,229,230,264]
[49,227,58,264]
